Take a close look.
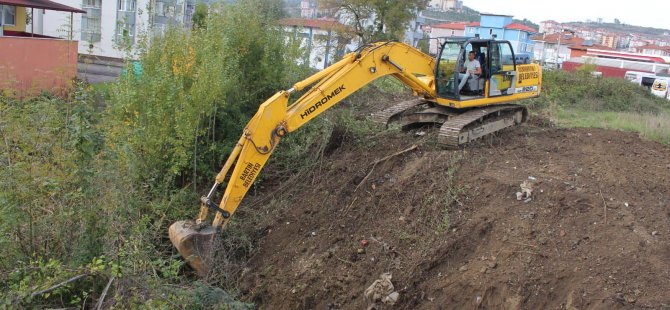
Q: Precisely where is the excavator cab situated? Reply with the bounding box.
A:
[435,38,519,100]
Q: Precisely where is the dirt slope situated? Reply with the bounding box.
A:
[234,123,670,309]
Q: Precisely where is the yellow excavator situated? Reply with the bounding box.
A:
[169,39,542,276]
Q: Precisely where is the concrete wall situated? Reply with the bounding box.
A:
[0,36,78,96]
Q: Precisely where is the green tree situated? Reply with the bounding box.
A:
[321,0,428,42]
[513,18,539,31]
[0,0,307,307]
[192,3,208,30]
[108,0,305,193]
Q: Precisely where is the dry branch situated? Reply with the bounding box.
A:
[31,273,89,298]
[354,145,418,193]
[95,276,115,310]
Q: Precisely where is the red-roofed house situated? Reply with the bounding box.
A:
[428,22,467,54]
[531,32,584,66]
[634,45,670,57]
[279,18,353,70]
[568,43,614,58]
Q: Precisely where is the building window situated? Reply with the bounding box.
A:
[116,22,135,38]
[83,0,101,8]
[117,0,136,11]
[2,5,16,26]
[81,0,102,43]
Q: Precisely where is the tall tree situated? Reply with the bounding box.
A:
[320,0,428,42]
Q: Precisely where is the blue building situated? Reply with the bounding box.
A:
[464,13,536,62]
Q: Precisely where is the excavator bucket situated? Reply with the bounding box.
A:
[168,220,217,277]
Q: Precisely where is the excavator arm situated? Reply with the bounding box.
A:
[169,41,437,276]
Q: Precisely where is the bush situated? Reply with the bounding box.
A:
[0,0,312,308]
[108,0,308,195]
[528,70,668,114]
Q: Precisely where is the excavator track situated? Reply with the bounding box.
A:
[370,98,427,125]
[371,100,527,148]
[438,104,527,148]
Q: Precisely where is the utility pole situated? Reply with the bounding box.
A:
[324,29,332,69]
[556,28,562,69]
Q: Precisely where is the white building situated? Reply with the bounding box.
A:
[38,0,197,59]
[300,0,316,19]
[428,0,462,11]
[427,22,466,54]
[279,18,356,70]
[539,20,561,35]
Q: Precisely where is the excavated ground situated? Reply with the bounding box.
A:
[226,111,670,309]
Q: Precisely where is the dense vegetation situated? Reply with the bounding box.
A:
[1,2,669,308]
[421,5,480,23]
[529,69,670,144]
[0,0,309,308]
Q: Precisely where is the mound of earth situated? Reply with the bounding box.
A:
[231,123,670,309]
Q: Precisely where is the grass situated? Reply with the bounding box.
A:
[551,108,670,145]
[529,70,670,145]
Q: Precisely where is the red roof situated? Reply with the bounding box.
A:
[432,22,468,30]
[278,18,346,30]
[637,44,670,51]
[0,0,84,13]
[505,23,536,33]
[568,44,614,51]
[532,33,584,46]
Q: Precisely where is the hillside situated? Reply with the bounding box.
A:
[213,88,670,309]
[564,21,670,37]
[421,6,539,31]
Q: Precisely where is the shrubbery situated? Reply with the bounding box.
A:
[529,69,668,113]
[0,0,314,308]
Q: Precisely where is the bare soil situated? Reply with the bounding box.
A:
[230,117,670,309]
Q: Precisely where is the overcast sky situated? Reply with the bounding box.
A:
[464,0,669,30]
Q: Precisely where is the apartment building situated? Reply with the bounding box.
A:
[38,0,199,59]
[428,0,462,12]
[539,20,560,35]
[279,18,354,70]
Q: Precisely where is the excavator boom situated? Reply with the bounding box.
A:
[169,42,439,276]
